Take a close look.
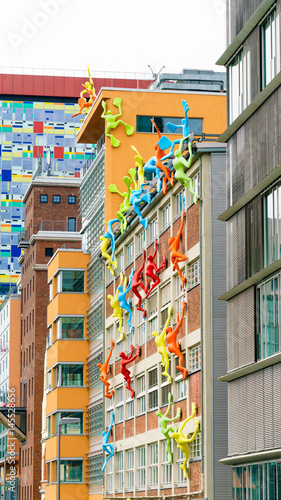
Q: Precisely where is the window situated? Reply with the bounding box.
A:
[161,366,171,406]
[162,204,171,232]
[137,230,145,254]
[126,382,134,419]
[116,452,123,492]
[116,386,124,423]
[56,364,84,387]
[47,371,51,392]
[136,115,203,135]
[86,454,103,484]
[57,270,84,293]
[59,460,83,482]
[116,252,124,275]
[56,411,83,435]
[106,456,113,493]
[264,183,281,266]
[189,260,200,288]
[148,367,158,410]
[149,443,158,488]
[68,195,76,204]
[53,195,61,204]
[56,317,84,339]
[136,375,145,415]
[257,274,280,360]
[232,462,281,500]
[49,281,52,302]
[68,217,76,232]
[87,403,103,436]
[262,9,279,88]
[137,446,145,490]
[189,345,201,372]
[190,432,201,460]
[149,217,157,244]
[137,308,146,345]
[46,327,52,348]
[175,274,185,315]
[162,440,172,487]
[40,194,48,203]
[191,172,200,204]
[47,416,51,438]
[148,308,158,339]
[46,462,50,484]
[176,447,186,485]
[126,449,134,490]
[228,49,251,123]
[126,240,134,265]
[45,248,53,257]
[176,189,185,216]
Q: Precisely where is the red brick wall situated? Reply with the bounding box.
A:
[188,285,201,333]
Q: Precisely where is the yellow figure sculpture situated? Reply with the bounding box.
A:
[107,274,124,340]
[71,66,96,119]
[131,145,145,187]
[171,403,200,479]
[100,235,117,276]
[101,97,134,147]
[152,305,172,384]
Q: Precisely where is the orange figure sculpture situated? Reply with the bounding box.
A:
[120,345,141,398]
[166,301,187,379]
[131,249,146,318]
[168,209,187,288]
[71,67,96,118]
[145,240,166,299]
[97,338,114,399]
[152,119,174,195]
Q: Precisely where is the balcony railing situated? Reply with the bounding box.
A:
[38,219,82,232]
[81,134,105,178]
[18,229,30,248]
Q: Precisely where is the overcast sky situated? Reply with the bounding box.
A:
[0,0,226,77]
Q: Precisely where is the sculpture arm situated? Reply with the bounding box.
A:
[164,305,172,331]
[164,392,172,417]
[179,403,196,432]
[101,100,107,117]
[175,210,185,246]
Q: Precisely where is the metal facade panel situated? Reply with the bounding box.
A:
[210,153,232,499]
[272,363,281,447]
[247,374,256,451]
[255,370,265,451]
[228,288,255,371]
[227,209,246,289]
[263,366,274,449]
[228,0,264,45]
[245,196,263,277]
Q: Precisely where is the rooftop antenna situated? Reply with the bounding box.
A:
[148,65,165,80]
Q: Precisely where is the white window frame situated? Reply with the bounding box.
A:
[126,449,134,491]
[116,451,123,492]
[261,8,279,89]
[189,344,201,372]
[137,446,145,490]
[136,374,145,415]
[148,366,158,411]
[149,442,158,489]
[137,230,145,254]
[176,189,186,217]
[162,440,172,487]
[115,385,124,423]
[149,217,157,244]
[189,259,200,288]
[126,240,134,266]
[162,203,171,232]
[137,307,146,345]
[190,432,202,460]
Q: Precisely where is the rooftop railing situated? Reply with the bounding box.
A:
[38,219,82,232]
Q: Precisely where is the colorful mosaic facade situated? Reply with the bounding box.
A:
[0,99,92,300]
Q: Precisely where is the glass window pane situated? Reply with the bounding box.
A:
[61,271,84,292]
[268,462,276,500]
[61,317,84,339]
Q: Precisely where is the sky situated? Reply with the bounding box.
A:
[0,0,226,78]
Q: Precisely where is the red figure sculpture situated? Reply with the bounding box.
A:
[166,301,187,379]
[152,119,174,195]
[120,345,141,398]
[97,338,114,399]
[145,240,166,299]
[131,249,146,318]
[169,209,187,288]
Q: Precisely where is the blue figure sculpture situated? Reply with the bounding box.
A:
[130,183,151,229]
[104,218,119,262]
[167,99,189,144]
[102,411,114,472]
[118,270,134,334]
[144,124,173,193]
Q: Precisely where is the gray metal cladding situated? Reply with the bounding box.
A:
[227,287,255,371]
[228,364,281,456]
[227,0,265,45]
[227,208,246,290]
[245,196,263,278]
[227,87,281,208]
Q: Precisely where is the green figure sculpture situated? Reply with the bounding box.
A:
[156,392,181,464]
[108,169,136,234]
[173,137,197,203]
[101,97,134,147]
[152,305,172,384]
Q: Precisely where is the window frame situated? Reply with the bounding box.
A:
[53,195,61,204]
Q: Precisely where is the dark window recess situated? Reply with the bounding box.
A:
[53,195,61,204]
[40,195,48,203]
[68,195,76,204]
[136,115,203,135]
[45,248,54,257]
[68,218,76,232]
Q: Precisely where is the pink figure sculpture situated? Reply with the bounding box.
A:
[166,301,187,379]
[120,345,141,398]
[145,240,166,299]
[131,249,146,318]
[169,209,187,288]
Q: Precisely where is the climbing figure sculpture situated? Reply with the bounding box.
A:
[171,403,200,479]
[156,392,181,463]
[172,137,197,203]
[102,410,114,471]
[131,250,146,318]
[103,218,119,267]
[71,66,96,118]
[120,344,141,398]
[169,209,187,288]
[107,276,124,340]
[145,240,166,298]
[152,119,174,195]
[101,97,134,147]
[152,305,172,384]
[118,271,134,334]
[131,145,145,187]
[166,301,187,379]
[100,235,117,276]
[97,338,114,399]
[108,170,135,234]
[166,99,190,150]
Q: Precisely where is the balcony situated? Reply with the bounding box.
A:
[38,219,82,233]
[18,229,29,248]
